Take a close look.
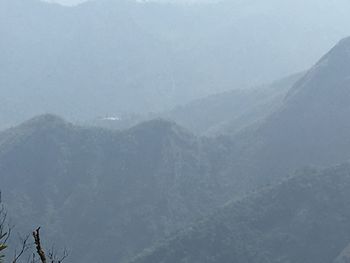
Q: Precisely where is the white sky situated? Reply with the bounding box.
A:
[44,0,217,6]
[44,0,90,6]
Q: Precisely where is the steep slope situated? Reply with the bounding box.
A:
[334,244,350,263]
[161,72,303,136]
[129,163,350,263]
[88,73,302,136]
[229,36,350,188]
[0,115,233,263]
[2,0,350,125]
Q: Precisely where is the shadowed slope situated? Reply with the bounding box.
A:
[130,164,350,263]
[0,115,233,263]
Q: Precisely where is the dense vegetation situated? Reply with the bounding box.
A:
[129,164,350,263]
[0,115,235,262]
[2,36,350,263]
[2,1,350,263]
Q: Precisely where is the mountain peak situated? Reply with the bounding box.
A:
[337,35,350,47]
[24,114,67,125]
[286,36,350,103]
[16,114,71,134]
[230,36,350,188]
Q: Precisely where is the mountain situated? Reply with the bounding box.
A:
[2,0,350,126]
[3,36,350,263]
[129,163,350,263]
[160,72,303,136]
[0,114,236,263]
[95,36,350,263]
[228,36,350,189]
[87,72,303,136]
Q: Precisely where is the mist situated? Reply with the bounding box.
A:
[1,1,350,263]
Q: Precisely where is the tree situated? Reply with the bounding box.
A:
[0,192,9,263]
[0,192,68,263]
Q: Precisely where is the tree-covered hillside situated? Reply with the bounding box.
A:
[3,37,350,263]
[3,3,350,260]
[0,115,235,263]
[129,164,350,263]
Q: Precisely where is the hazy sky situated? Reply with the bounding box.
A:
[44,0,217,6]
[45,0,87,5]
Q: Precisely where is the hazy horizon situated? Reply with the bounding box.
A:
[43,0,221,6]
[2,1,350,263]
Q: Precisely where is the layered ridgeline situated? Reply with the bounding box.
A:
[3,36,350,263]
[0,115,234,263]
[90,73,302,136]
[128,36,350,263]
[229,36,350,187]
[161,73,302,136]
[129,164,350,263]
[1,0,350,126]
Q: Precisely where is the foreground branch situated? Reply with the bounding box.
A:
[32,228,46,263]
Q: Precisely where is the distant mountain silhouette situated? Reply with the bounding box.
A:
[128,37,350,263]
[230,36,350,187]
[161,73,303,136]
[2,0,350,125]
[3,4,350,260]
[87,73,302,136]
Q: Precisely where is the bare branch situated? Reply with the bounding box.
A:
[48,247,68,263]
[12,234,31,263]
[33,228,46,263]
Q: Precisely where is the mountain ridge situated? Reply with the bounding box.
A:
[0,114,236,263]
[228,36,350,190]
[2,0,350,126]
[129,163,350,263]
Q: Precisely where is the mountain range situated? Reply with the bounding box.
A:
[2,0,350,127]
[1,115,236,262]
[2,36,350,263]
[129,163,350,263]
[90,72,302,136]
[228,36,350,188]
[3,0,350,261]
